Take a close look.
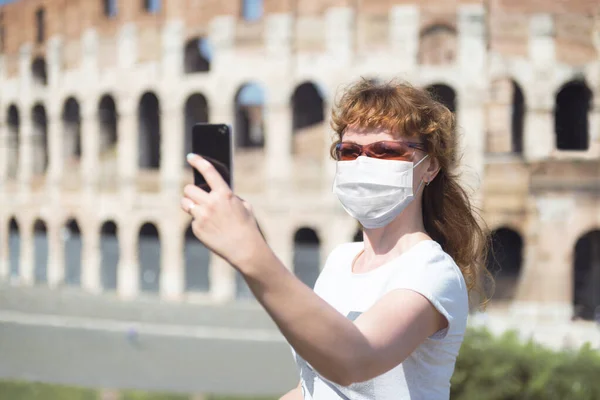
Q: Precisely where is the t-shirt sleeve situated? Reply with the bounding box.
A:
[384,248,468,340]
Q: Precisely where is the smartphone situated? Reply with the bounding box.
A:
[192,123,233,192]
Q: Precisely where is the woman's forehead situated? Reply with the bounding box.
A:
[342,126,408,143]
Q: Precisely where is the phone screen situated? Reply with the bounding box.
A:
[192,123,232,192]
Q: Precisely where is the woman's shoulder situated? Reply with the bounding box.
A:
[390,240,468,298]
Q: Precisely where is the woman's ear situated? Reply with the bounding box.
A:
[426,156,441,183]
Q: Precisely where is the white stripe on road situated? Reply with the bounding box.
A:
[0,310,286,342]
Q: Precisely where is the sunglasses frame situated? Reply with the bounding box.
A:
[334,140,428,161]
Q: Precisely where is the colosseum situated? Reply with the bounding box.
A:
[0,0,598,344]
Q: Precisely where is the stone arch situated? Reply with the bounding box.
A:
[241,0,263,21]
[184,225,210,292]
[63,218,82,286]
[31,57,47,85]
[511,81,525,154]
[425,83,456,114]
[31,104,48,174]
[98,94,118,155]
[573,230,600,320]
[6,104,19,179]
[35,7,45,43]
[100,221,118,291]
[138,92,161,169]
[234,83,266,148]
[555,80,592,151]
[294,227,321,289]
[33,219,48,284]
[103,0,117,17]
[62,97,82,164]
[487,79,525,154]
[183,37,211,74]
[291,82,325,132]
[487,227,523,301]
[184,93,209,166]
[418,24,457,65]
[8,217,19,279]
[143,0,161,13]
[138,222,160,293]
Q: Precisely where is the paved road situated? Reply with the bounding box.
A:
[0,285,299,396]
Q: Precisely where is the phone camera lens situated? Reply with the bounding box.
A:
[219,127,225,134]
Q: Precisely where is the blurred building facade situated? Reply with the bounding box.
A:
[0,0,598,331]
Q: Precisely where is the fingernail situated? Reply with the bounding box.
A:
[186,153,197,161]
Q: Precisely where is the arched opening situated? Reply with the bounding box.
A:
[63,219,82,286]
[103,0,117,17]
[100,221,118,291]
[292,82,324,132]
[573,230,600,320]
[35,7,45,43]
[33,219,48,284]
[235,83,265,148]
[98,95,118,155]
[62,97,82,164]
[426,84,456,114]
[184,226,210,292]
[142,0,161,13]
[138,223,160,293]
[418,24,457,65]
[241,0,263,21]
[31,104,48,174]
[138,92,161,169]
[294,228,320,289]
[511,81,525,154]
[8,218,19,279]
[31,57,47,86]
[184,93,209,167]
[555,81,591,151]
[7,105,19,180]
[487,228,523,301]
[183,37,211,74]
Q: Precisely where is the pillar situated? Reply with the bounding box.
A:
[46,107,62,198]
[512,196,574,322]
[525,14,556,161]
[20,221,34,285]
[81,101,100,191]
[117,97,136,203]
[117,222,139,299]
[81,223,102,294]
[18,111,33,188]
[0,215,8,281]
[46,221,64,287]
[160,221,184,301]
[209,255,236,303]
[265,103,292,194]
[160,101,184,195]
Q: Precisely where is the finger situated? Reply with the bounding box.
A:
[180,197,198,216]
[187,153,229,193]
[183,183,210,205]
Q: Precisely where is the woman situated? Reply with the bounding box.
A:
[181,79,491,399]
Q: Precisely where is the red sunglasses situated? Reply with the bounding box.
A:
[334,140,427,161]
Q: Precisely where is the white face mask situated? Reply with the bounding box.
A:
[332,155,429,229]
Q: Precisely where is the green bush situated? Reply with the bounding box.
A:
[0,381,96,400]
[451,328,600,400]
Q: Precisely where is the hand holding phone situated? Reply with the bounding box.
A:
[191,123,233,192]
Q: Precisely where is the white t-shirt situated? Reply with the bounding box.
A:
[292,240,469,400]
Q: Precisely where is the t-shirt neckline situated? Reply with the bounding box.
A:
[349,239,436,277]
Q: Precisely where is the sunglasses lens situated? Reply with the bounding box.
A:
[336,143,361,160]
[367,142,412,160]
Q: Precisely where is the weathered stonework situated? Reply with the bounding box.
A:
[0,0,598,330]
